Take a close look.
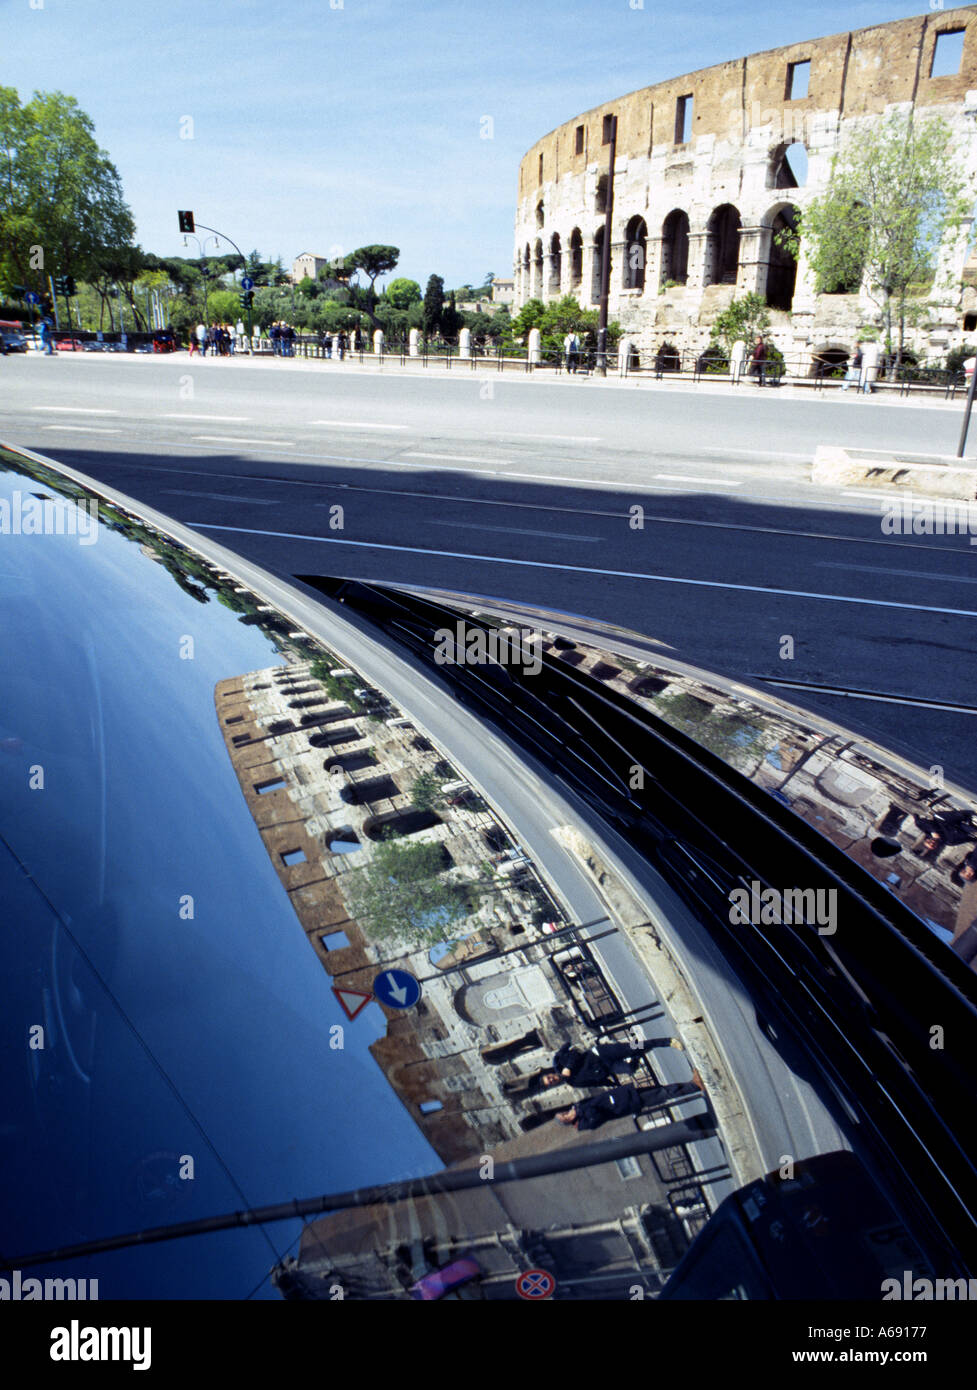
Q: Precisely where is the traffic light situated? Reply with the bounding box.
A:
[239,291,254,309]
[178,210,195,233]
[65,276,76,297]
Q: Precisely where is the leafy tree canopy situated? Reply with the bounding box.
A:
[385,276,422,309]
[0,87,134,294]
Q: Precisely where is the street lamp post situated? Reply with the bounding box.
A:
[191,221,253,348]
[183,232,220,327]
[595,115,617,378]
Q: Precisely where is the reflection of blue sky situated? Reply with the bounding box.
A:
[0,466,438,1298]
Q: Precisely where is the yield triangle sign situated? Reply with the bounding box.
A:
[332,986,372,1021]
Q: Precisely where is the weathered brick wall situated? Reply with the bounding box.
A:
[514,9,977,369]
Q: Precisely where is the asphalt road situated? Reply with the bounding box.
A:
[3,352,976,788]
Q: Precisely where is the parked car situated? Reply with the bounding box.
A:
[152,332,179,353]
[82,341,106,352]
[0,329,29,354]
[55,337,86,351]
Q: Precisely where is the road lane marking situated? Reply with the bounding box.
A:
[497,431,601,442]
[193,435,295,446]
[406,451,500,464]
[429,519,601,542]
[41,425,121,433]
[816,560,977,584]
[33,406,119,414]
[311,420,408,430]
[159,413,252,422]
[161,490,277,504]
[184,525,977,617]
[655,473,742,486]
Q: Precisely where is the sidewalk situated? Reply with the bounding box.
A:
[50,345,975,412]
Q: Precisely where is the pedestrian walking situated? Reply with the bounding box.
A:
[556,1076,703,1131]
[337,330,347,361]
[564,331,579,374]
[195,322,206,357]
[541,1035,684,1089]
[39,317,55,355]
[751,335,768,386]
[843,345,863,392]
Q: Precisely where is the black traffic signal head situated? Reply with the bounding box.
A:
[178,210,195,234]
[53,275,66,296]
[65,276,76,297]
[239,291,254,308]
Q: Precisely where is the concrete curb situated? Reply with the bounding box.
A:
[813,444,977,499]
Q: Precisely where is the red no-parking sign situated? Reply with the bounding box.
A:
[515,1268,555,1300]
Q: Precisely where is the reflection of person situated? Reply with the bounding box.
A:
[914,807,976,860]
[557,1078,703,1130]
[542,1037,683,1089]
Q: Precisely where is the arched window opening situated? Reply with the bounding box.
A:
[591,227,605,303]
[769,141,808,189]
[623,216,647,291]
[704,204,741,287]
[660,210,689,286]
[532,239,544,298]
[535,201,544,229]
[766,204,800,311]
[569,228,583,288]
[548,233,562,295]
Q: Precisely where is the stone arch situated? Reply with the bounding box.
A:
[623,215,647,291]
[532,238,544,298]
[810,343,851,379]
[535,200,545,229]
[548,232,562,295]
[764,202,801,311]
[569,228,584,288]
[768,141,808,190]
[704,203,741,287]
[522,243,531,299]
[660,210,690,286]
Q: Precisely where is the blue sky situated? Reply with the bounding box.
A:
[2,0,968,289]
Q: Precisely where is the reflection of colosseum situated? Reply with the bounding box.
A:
[513,9,977,365]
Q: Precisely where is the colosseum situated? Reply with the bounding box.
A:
[512,8,977,371]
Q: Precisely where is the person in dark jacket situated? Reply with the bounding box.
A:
[556,1076,702,1130]
[542,1035,683,1089]
[751,335,768,386]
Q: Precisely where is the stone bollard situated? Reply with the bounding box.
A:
[409,328,420,357]
[730,339,747,382]
[373,329,384,355]
[459,327,471,359]
[528,327,542,365]
[618,336,633,376]
[862,341,880,391]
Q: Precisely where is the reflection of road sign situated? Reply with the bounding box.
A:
[240,276,254,291]
[515,1268,555,1300]
[373,969,421,1010]
[332,986,372,1021]
[25,291,41,305]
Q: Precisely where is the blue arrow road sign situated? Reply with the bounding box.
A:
[24,291,41,304]
[240,276,254,291]
[373,969,421,1010]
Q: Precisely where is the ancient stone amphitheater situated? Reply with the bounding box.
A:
[513,8,977,371]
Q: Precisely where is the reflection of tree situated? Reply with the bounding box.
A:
[342,836,481,947]
[653,692,773,771]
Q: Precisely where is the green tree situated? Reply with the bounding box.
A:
[342,836,478,946]
[410,770,447,811]
[0,88,135,296]
[350,244,400,317]
[422,273,444,338]
[385,276,422,309]
[708,292,771,355]
[778,112,970,370]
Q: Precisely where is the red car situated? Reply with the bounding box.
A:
[56,338,86,351]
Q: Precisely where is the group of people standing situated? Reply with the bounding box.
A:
[190,322,239,357]
[269,322,296,356]
[535,1034,704,1131]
